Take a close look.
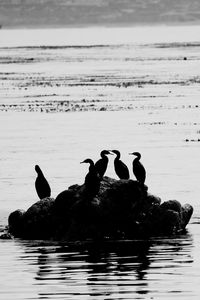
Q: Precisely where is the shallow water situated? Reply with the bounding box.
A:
[0,25,200,299]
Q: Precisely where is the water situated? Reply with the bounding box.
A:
[0,25,200,299]
[0,237,198,300]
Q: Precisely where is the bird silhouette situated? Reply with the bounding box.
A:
[111,150,130,180]
[95,150,112,178]
[35,165,51,199]
[129,152,146,184]
[81,158,101,197]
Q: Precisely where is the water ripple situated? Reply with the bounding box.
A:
[0,237,194,299]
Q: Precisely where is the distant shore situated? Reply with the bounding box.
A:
[2,20,200,30]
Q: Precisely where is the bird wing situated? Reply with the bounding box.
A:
[133,161,146,183]
[115,160,130,179]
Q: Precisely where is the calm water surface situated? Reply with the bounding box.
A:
[0,236,198,300]
[0,26,200,299]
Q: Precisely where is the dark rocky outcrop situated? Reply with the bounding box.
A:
[8,209,26,238]
[7,177,193,241]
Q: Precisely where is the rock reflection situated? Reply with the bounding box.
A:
[17,234,193,299]
[36,250,53,280]
[84,240,151,298]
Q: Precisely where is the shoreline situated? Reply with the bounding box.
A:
[2,21,200,30]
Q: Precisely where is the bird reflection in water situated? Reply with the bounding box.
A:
[34,240,151,298]
[17,234,193,299]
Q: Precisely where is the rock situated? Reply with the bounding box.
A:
[99,179,144,237]
[53,190,79,239]
[157,208,181,235]
[54,189,77,214]
[138,199,193,236]
[160,200,193,232]
[145,193,162,206]
[8,209,25,237]
[65,197,103,241]
[181,203,193,229]
[0,232,12,239]
[22,197,55,239]
[160,200,182,215]
[7,177,193,240]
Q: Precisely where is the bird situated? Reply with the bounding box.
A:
[111,150,130,180]
[95,150,112,178]
[80,158,101,197]
[35,165,51,199]
[129,152,146,184]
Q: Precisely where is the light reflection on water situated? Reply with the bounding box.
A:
[0,234,196,300]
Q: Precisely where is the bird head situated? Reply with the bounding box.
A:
[35,165,41,173]
[110,150,120,156]
[129,152,141,159]
[80,158,94,165]
[101,150,113,156]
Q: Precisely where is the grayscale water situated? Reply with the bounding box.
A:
[0,26,200,299]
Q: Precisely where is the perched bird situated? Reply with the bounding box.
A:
[35,165,51,199]
[129,152,146,184]
[111,150,130,180]
[95,150,112,178]
[81,158,101,197]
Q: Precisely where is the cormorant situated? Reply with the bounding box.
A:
[129,152,146,184]
[35,165,51,199]
[111,150,130,180]
[80,158,101,197]
[95,150,112,178]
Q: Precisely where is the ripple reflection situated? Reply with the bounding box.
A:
[14,234,194,300]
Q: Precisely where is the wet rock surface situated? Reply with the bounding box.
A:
[7,177,193,241]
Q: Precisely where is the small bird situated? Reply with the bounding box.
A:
[129,152,146,184]
[111,150,130,180]
[35,165,51,199]
[80,158,101,197]
[95,150,112,178]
